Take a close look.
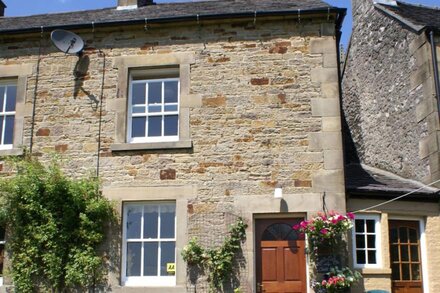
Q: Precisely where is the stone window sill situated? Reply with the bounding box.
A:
[111,140,192,152]
[115,286,186,292]
[358,268,392,275]
[0,148,24,157]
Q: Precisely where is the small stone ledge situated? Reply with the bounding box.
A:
[111,140,192,152]
[0,148,24,157]
[359,268,392,275]
[110,285,186,293]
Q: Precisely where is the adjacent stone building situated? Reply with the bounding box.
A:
[342,1,440,293]
[0,0,346,292]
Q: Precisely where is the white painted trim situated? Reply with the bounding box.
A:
[388,215,429,293]
[127,77,180,143]
[121,202,177,287]
[352,214,382,269]
[116,5,138,10]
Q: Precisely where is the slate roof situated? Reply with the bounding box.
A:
[345,163,439,200]
[375,0,440,32]
[0,0,344,34]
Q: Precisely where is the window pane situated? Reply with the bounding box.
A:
[409,228,418,243]
[164,105,178,112]
[4,115,14,145]
[148,116,161,137]
[126,242,141,276]
[367,235,376,248]
[143,205,158,239]
[164,81,178,103]
[164,115,178,136]
[148,82,162,104]
[391,245,399,261]
[367,250,377,264]
[132,117,146,138]
[401,245,409,261]
[389,228,398,243]
[6,86,16,111]
[355,220,364,233]
[126,206,142,239]
[148,105,161,113]
[399,227,408,243]
[366,220,375,233]
[0,87,4,112]
[160,242,175,276]
[392,263,400,280]
[132,106,146,114]
[144,242,158,276]
[412,264,420,280]
[160,205,175,238]
[402,263,410,280]
[356,235,365,249]
[132,83,146,105]
[410,245,419,261]
[0,227,5,241]
[356,250,366,264]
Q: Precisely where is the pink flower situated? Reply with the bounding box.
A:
[293,224,300,230]
[320,228,328,235]
[347,212,355,219]
[300,221,308,228]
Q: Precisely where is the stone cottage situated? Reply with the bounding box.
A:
[342,1,440,293]
[0,0,346,292]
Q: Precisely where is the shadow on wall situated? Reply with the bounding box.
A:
[73,54,99,110]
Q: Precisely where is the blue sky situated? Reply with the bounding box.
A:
[3,0,440,49]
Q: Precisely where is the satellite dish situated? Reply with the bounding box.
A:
[50,29,84,55]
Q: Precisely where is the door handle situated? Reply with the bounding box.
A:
[257,283,264,292]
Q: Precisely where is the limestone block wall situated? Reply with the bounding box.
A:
[343,0,439,184]
[0,16,344,292]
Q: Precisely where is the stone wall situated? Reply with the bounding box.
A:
[0,16,343,292]
[342,0,439,184]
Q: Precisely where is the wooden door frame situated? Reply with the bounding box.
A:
[388,216,429,293]
[254,217,308,293]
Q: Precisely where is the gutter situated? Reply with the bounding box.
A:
[0,7,347,35]
[428,29,440,117]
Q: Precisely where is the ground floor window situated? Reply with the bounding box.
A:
[352,214,381,268]
[122,202,176,286]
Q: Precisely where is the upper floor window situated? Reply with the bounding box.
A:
[128,74,180,143]
[352,214,381,268]
[0,82,16,150]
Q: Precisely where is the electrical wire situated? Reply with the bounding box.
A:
[352,178,440,213]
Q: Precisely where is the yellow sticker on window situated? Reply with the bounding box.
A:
[167,263,176,273]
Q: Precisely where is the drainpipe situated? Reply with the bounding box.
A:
[429,29,440,118]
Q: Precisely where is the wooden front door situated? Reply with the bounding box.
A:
[256,219,306,293]
[389,220,423,293]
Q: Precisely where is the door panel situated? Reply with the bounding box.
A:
[389,220,423,293]
[256,219,306,293]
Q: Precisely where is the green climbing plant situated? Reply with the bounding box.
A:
[182,217,247,292]
[0,156,116,292]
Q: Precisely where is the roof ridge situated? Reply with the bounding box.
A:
[396,0,440,10]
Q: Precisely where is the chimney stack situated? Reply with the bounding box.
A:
[0,0,6,17]
[117,0,155,9]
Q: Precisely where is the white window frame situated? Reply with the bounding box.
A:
[352,214,382,269]
[0,81,16,150]
[127,77,180,144]
[121,201,177,287]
